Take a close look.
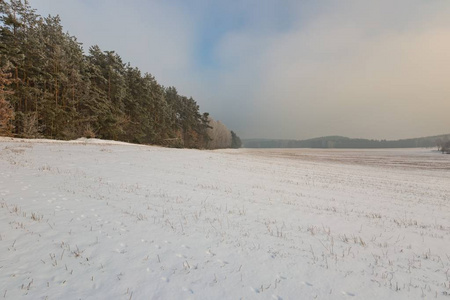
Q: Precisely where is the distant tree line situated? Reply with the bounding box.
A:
[244,134,450,150]
[0,0,241,149]
[436,138,450,154]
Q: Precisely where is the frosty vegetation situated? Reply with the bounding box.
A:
[206,118,232,149]
[437,138,450,154]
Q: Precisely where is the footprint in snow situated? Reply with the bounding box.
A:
[161,277,169,282]
[216,259,229,265]
[301,281,313,286]
[272,295,283,300]
[250,287,260,293]
[341,291,355,296]
[182,287,194,294]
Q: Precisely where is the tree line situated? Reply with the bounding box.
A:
[0,0,241,149]
[244,134,450,150]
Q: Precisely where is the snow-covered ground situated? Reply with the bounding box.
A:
[0,138,449,299]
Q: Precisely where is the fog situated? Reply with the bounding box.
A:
[33,0,450,139]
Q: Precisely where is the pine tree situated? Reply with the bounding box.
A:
[0,0,235,148]
[0,66,14,136]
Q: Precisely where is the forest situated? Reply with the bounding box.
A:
[244,134,450,150]
[0,1,241,149]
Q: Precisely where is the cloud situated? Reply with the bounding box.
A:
[212,0,450,139]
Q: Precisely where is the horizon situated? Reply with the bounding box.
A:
[242,132,450,142]
[32,0,450,140]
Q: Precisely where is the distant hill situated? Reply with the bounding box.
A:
[242,134,450,149]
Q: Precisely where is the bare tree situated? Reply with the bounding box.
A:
[442,141,450,154]
[206,118,232,149]
[436,138,442,151]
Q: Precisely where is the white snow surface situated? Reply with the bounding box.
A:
[0,138,449,299]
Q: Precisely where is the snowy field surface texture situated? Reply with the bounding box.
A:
[0,138,449,299]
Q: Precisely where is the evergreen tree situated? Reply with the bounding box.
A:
[0,0,239,149]
[231,131,242,148]
[0,66,14,135]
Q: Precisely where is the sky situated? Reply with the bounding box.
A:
[31,0,450,140]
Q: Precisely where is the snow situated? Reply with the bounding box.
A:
[1,138,449,299]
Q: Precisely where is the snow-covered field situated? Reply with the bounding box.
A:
[1,138,449,299]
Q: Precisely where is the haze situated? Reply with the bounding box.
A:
[32,0,450,140]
